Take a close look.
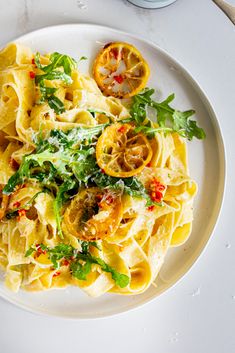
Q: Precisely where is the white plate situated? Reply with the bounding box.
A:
[0,24,225,319]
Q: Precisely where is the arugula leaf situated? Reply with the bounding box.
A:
[35,52,44,70]
[70,260,92,280]
[34,51,77,114]
[134,125,174,135]
[93,172,157,206]
[38,85,57,100]
[129,88,206,141]
[35,51,77,75]
[3,121,158,234]
[25,246,36,257]
[48,244,74,269]
[25,243,74,268]
[66,124,108,142]
[35,71,72,86]
[25,242,129,288]
[3,159,32,195]
[37,81,65,114]
[3,125,109,236]
[129,89,155,124]
[72,153,96,183]
[78,56,88,63]
[76,253,129,288]
[80,241,101,254]
[4,124,107,188]
[47,95,66,114]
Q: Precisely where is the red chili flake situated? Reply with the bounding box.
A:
[61,259,70,266]
[105,195,114,205]
[114,75,124,84]
[157,184,165,192]
[149,178,165,203]
[53,271,61,278]
[35,244,47,255]
[29,71,35,79]
[13,201,21,208]
[150,178,165,191]
[17,209,26,217]
[101,169,105,174]
[97,194,103,208]
[146,162,151,167]
[31,58,35,65]
[117,125,126,133]
[150,190,163,203]
[9,157,19,170]
[147,205,155,211]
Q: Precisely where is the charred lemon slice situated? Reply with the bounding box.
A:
[63,187,122,241]
[96,123,152,178]
[93,42,150,98]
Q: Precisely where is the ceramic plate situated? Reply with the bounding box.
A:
[0,24,225,319]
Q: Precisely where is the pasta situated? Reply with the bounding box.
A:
[0,42,203,297]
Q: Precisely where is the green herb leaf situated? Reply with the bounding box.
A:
[134,125,174,135]
[35,70,72,86]
[80,241,100,254]
[3,124,109,235]
[93,171,156,205]
[38,85,57,103]
[49,244,73,268]
[129,88,206,141]
[110,270,130,288]
[24,242,129,288]
[34,52,44,70]
[34,51,77,114]
[78,56,88,62]
[3,159,32,195]
[25,246,36,257]
[77,254,129,288]
[47,95,65,114]
[70,260,92,280]
[35,52,77,75]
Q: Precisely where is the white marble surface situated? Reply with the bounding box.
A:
[0,0,235,352]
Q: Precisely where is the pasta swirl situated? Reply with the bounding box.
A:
[0,43,200,297]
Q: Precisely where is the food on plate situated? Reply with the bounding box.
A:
[96,122,153,177]
[93,42,150,98]
[0,42,205,296]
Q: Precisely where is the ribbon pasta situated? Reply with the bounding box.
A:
[0,43,197,297]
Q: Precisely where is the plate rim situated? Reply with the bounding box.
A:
[0,23,226,319]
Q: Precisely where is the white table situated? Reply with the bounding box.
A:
[0,1,235,352]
